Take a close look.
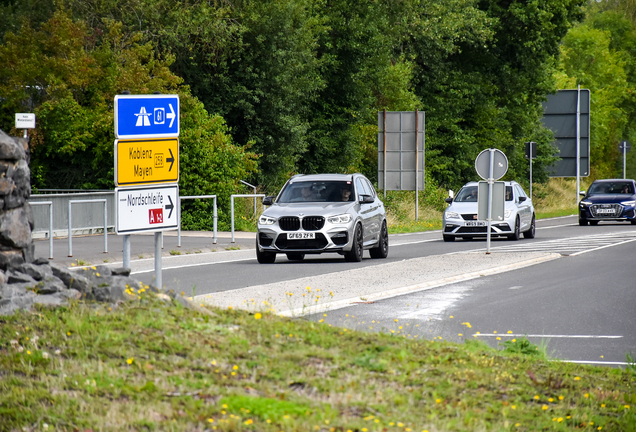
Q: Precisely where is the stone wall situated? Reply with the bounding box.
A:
[0,129,34,270]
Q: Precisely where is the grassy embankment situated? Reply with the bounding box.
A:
[1,291,634,431]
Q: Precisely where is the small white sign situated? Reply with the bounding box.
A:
[15,113,36,129]
[115,184,179,234]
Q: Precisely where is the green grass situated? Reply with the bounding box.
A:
[1,296,634,431]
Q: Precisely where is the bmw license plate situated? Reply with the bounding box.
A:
[596,208,615,214]
[465,221,486,227]
[288,232,315,240]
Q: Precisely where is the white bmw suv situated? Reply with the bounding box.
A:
[256,174,389,263]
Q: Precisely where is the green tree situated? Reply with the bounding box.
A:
[0,8,257,227]
[557,16,634,179]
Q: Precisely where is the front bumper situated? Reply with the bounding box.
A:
[443,217,513,238]
[579,204,635,221]
[257,224,354,254]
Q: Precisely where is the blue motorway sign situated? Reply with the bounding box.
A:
[115,94,179,138]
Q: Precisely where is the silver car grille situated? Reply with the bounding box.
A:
[278,216,325,231]
[590,203,622,217]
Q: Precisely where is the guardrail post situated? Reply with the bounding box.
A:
[177,195,182,247]
[213,197,217,244]
[48,202,53,259]
[68,199,108,258]
[231,196,235,243]
[230,194,265,244]
[30,201,54,259]
[103,200,108,254]
[68,201,72,257]
[178,195,218,246]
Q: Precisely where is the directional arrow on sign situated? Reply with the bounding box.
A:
[167,148,175,171]
[165,195,174,219]
[167,104,176,128]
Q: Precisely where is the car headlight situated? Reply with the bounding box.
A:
[621,200,635,207]
[327,214,352,224]
[258,215,276,225]
[445,211,460,219]
[580,200,592,206]
[505,210,512,218]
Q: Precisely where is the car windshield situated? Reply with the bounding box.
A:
[455,186,478,202]
[455,185,514,202]
[588,182,634,195]
[277,181,354,203]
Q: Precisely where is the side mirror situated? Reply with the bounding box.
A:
[579,190,586,196]
[448,189,454,199]
[444,197,453,204]
[360,194,374,204]
[519,196,527,203]
[262,196,274,206]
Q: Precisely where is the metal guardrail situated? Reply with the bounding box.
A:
[68,199,107,257]
[29,201,53,259]
[230,194,265,243]
[178,195,217,246]
[30,191,115,236]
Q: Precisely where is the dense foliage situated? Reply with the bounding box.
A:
[10,0,629,200]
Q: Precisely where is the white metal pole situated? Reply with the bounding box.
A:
[415,109,419,221]
[155,231,162,290]
[383,109,387,199]
[68,201,72,257]
[624,146,627,179]
[576,85,581,202]
[486,149,494,254]
[529,145,533,199]
[231,196,235,243]
[123,235,130,269]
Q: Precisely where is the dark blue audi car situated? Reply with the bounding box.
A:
[579,179,636,226]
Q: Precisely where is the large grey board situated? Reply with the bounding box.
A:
[378,111,425,190]
[541,89,590,177]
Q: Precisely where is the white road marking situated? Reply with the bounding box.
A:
[561,360,630,366]
[508,285,523,290]
[131,257,255,274]
[474,334,623,339]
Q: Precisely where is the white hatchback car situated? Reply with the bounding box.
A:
[442,181,535,241]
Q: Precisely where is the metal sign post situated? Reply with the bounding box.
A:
[15,113,35,139]
[525,141,537,199]
[475,149,508,254]
[619,141,632,179]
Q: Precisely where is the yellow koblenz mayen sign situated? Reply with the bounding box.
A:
[115,138,179,186]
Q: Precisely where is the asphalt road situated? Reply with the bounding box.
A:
[37,215,636,365]
[309,238,635,366]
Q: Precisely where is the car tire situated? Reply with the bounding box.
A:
[286,253,305,261]
[590,220,599,226]
[344,224,363,262]
[579,218,588,226]
[256,240,276,264]
[443,235,455,242]
[507,217,520,240]
[369,221,389,259]
[631,220,636,225]
[523,214,536,239]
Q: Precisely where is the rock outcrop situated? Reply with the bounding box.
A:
[0,129,34,269]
